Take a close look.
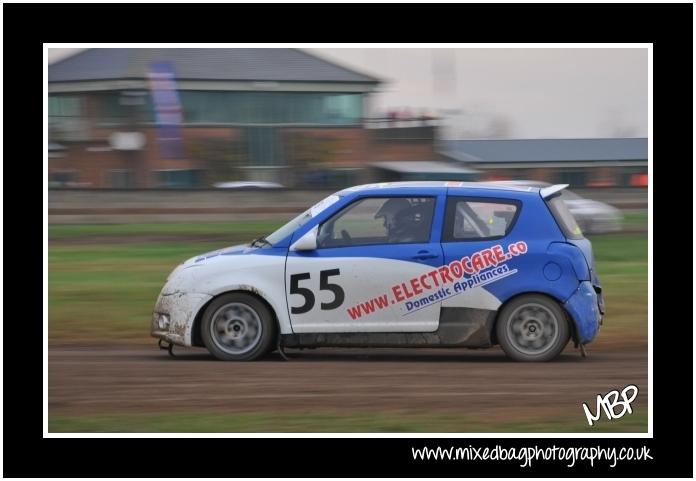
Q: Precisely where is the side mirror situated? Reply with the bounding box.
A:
[290,225,318,251]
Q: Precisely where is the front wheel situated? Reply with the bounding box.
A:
[201,293,277,361]
[496,295,570,362]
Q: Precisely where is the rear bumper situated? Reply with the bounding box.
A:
[564,281,602,344]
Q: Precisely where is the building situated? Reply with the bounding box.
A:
[369,160,479,182]
[439,138,648,187]
[49,48,427,188]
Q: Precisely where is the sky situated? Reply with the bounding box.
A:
[48,47,648,139]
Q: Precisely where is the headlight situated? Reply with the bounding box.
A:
[157,313,170,330]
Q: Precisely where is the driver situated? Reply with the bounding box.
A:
[374,198,422,243]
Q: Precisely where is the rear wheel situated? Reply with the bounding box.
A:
[201,293,277,361]
[496,295,570,362]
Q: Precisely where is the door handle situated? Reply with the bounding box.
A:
[411,250,438,261]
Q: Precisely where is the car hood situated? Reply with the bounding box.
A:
[171,243,258,271]
[164,243,268,291]
[192,243,257,263]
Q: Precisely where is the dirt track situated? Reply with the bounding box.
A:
[49,343,648,421]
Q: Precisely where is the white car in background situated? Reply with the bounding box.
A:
[487,181,623,234]
[213,181,284,190]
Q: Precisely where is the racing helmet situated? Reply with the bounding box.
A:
[374,198,416,238]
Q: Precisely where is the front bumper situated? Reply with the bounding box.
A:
[151,291,212,346]
[564,281,602,344]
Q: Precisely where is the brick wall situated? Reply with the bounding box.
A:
[49,123,440,188]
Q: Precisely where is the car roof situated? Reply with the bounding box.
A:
[487,180,556,189]
[337,181,541,195]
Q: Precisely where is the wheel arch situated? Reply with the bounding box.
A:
[491,291,578,346]
[191,288,281,348]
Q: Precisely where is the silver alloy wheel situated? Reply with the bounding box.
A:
[506,303,559,355]
[209,302,263,355]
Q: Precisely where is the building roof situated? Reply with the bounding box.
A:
[48,48,381,84]
[370,161,479,175]
[440,138,648,163]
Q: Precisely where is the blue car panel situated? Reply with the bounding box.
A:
[564,281,601,343]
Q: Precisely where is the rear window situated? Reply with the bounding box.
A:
[546,196,584,239]
[443,198,520,241]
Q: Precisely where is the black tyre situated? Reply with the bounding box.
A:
[201,292,277,361]
[496,294,570,362]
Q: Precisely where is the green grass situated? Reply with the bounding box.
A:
[590,234,647,267]
[587,234,647,341]
[49,408,648,433]
[49,221,284,241]
[49,242,219,340]
[622,212,648,230]
[48,223,648,343]
[48,222,279,341]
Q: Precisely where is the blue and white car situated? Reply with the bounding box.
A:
[152,181,604,362]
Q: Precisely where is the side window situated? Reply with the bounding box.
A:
[443,198,519,241]
[317,197,435,248]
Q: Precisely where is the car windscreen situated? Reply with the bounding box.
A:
[264,194,341,245]
[546,195,584,239]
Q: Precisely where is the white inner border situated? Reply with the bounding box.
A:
[42,43,653,439]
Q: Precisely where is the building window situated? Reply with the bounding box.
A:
[247,127,283,166]
[155,169,202,188]
[49,96,81,117]
[107,169,135,188]
[557,170,588,188]
[97,91,153,125]
[49,170,79,188]
[323,94,362,124]
[178,91,363,125]
[49,95,89,141]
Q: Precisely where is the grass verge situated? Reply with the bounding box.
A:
[49,408,648,433]
[48,223,647,344]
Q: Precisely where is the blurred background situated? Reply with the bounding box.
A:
[46,45,649,349]
[47,47,648,433]
[48,48,647,203]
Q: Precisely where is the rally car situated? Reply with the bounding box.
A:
[152,181,604,362]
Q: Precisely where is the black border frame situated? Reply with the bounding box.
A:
[3,2,692,478]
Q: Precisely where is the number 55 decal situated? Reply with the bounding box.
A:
[289,269,345,314]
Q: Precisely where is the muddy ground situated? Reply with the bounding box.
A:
[48,342,648,425]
